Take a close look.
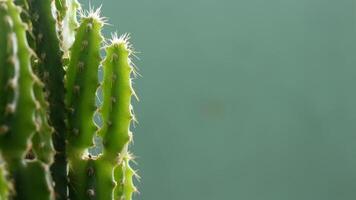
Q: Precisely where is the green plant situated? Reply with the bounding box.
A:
[0,0,138,199]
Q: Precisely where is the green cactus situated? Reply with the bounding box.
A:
[0,0,139,199]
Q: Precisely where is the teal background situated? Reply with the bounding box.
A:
[82,0,356,199]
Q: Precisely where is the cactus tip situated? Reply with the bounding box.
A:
[79,5,107,25]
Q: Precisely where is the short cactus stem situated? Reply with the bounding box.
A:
[100,34,137,162]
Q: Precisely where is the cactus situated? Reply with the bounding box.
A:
[0,0,138,200]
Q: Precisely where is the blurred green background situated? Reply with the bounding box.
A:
[82,0,356,199]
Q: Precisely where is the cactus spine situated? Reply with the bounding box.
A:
[0,0,139,199]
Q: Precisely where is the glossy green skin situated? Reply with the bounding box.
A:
[69,158,114,200]
[66,16,102,200]
[12,161,54,200]
[121,157,136,200]
[100,43,133,162]
[0,0,37,162]
[100,42,136,200]
[66,17,102,157]
[32,75,55,164]
[0,1,54,200]
[113,156,136,200]
[0,1,137,199]
[55,0,66,21]
[68,38,137,200]
[0,157,9,200]
[27,0,68,198]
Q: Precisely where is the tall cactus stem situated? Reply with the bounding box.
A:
[32,76,55,164]
[65,8,103,158]
[0,0,37,161]
[27,0,68,198]
[0,2,55,199]
[66,9,103,199]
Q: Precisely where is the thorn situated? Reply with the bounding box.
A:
[74,85,80,95]
[44,91,50,99]
[4,15,13,27]
[35,121,41,132]
[112,53,118,62]
[78,62,84,72]
[73,129,79,136]
[112,74,117,81]
[111,97,116,103]
[86,23,93,31]
[82,40,88,48]
[87,189,95,197]
[5,104,15,114]
[43,71,49,80]
[7,55,16,65]
[6,78,16,89]
[0,125,9,135]
[87,167,94,177]
[33,13,39,21]
[41,52,46,60]
[131,88,139,101]
[37,33,43,41]
[0,3,8,11]
[68,107,75,114]
[35,100,41,110]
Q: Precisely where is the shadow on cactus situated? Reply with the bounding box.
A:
[0,0,139,199]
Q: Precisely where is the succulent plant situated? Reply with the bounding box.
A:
[0,0,138,199]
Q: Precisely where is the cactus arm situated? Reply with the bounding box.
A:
[27,1,68,198]
[66,15,103,157]
[113,152,137,200]
[0,0,37,160]
[113,164,124,198]
[0,2,55,200]
[66,14,103,199]
[100,36,135,162]
[0,3,9,126]
[122,154,137,200]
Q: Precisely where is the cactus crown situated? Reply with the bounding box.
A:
[0,0,138,199]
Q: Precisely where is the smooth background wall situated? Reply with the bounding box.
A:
[81,0,356,199]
